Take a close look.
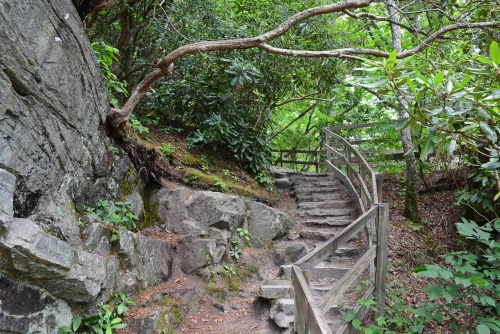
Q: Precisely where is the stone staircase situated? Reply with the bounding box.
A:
[260,172,367,333]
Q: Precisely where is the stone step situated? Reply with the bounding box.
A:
[298,201,352,210]
[280,264,350,282]
[289,172,331,178]
[300,226,360,242]
[259,280,294,300]
[302,216,353,226]
[295,192,350,202]
[299,208,355,219]
[291,180,341,188]
[292,185,346,195]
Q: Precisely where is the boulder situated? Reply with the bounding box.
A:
[116,228,173,292]
[269,298,295,328]
[246,201,292,245]
[155,187,245,236]
[272,242,309,266]
[0,218,109,303]
[176,235,220,274]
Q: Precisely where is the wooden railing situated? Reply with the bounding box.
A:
[273,149,326,173]
[291,128,389,334]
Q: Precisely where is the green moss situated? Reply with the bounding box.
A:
[204,282,229,302]
[119,164,139,198]
[139,183,159,229]
[156,296,184,333]
[181,153,201,166]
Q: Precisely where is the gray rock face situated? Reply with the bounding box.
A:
[0,169,15,218]
[155,187,246,235]
[0,0,112,218]
[0,274,73,334]
[247,201,292,244]
[154,187,293,272]
[177,235,220,274]
[269,298,295,328]
[116,227,173,292]
[0,218,107,303]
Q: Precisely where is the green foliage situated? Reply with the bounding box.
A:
[91,42,128,108]
[128,115,150,135]
[413,217,500,333]
[159,143,175,158]
[84,200,138,242]
[223,169,239,182]
[223,264,237,277]
[229,228,251,260]
[108,146,119,155]
[353,41,500,216]
[200,154,210,172]
[58,294,135,334]
[212,177,227,193]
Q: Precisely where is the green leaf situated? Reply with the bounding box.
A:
[470,275,488,287]
[479,295,496,306]
[479,121,498,143]
[420,136,434,160]
[72,316,82,331]
[352,318,361,329]
[111,317,122,324]
[447,140,457,156]
[415,70,431,86]
[433,72,445,86]
[425,284,445,300]
[491,41,500,65]
[478,324,491,334]
[395,118,410,130]
[59,326,72,333]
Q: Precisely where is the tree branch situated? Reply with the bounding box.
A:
[107,0,500,131]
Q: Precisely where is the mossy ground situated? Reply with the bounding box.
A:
[126,126,279,205]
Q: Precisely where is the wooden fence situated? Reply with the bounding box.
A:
[291,127,389,334]
[273,123,407,172]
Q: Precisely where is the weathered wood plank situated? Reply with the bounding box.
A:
[319,245,377,314]
[276,160,326,166]
[293,265,332,334]
[375,204,389,318]
[273,150,326,154]
[296,207,377,267]
[326,123,377,131]
[325,161,364,214]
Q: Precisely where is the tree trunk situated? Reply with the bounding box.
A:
[386,0,420,223]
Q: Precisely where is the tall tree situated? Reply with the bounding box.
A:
[386,0,420,222]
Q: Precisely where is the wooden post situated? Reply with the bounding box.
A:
[315,153,320,173]
[302,263,311,287]
[280,151,285,167]
[325,133,331,164]
[375,172,384,204]
[375,203,389,318]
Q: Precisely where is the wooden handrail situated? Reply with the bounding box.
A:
[292,125,389,334]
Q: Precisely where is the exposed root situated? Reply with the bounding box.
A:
[116,127,185,184]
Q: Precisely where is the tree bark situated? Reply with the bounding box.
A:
[386,0,420,223]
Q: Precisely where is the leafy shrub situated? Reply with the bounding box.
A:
[160,143,175,158]
[85,200,138,242]
[91,41,128,108]
[58,293,135,334]
[212,177,227,193]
